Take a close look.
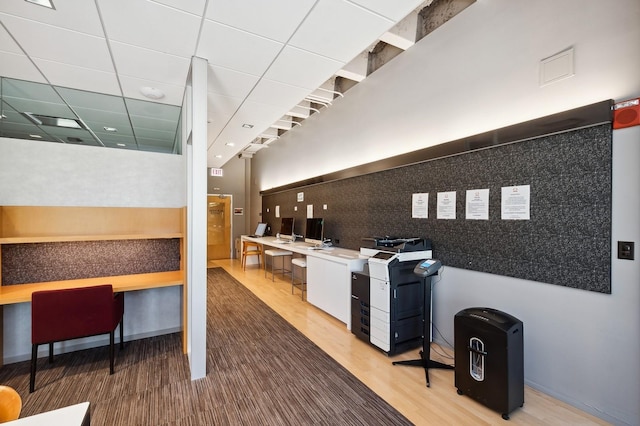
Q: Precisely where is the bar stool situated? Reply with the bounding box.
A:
[241,240,263,270]
[291,257,307,300]
[264,249,292,281]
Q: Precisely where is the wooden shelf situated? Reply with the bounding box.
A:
[0,270,184,305]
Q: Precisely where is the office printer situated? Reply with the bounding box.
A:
[355,236,433,355]
[360,237,432,260]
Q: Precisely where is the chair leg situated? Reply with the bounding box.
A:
[109,331,115,375]
[119,319,124,350]
[48,342,54,363]
[30,344,38,393]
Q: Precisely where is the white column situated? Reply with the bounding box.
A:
[185,56,208,379]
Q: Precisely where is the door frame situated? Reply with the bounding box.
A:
[207,193,234,259]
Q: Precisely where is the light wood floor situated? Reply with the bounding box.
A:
[210,259,609,425]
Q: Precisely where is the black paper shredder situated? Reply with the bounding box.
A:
[454,307,524,420]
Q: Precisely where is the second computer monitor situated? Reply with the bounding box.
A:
[304,218,324,246]
[279,217,294,240]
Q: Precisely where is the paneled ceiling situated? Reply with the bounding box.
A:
[0,0,428,166]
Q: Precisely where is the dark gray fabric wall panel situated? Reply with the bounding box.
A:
[1,238,181,285]
[262,124,612,293]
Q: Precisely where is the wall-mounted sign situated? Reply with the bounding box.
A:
[297,192,304,202]
[210,168,223,177]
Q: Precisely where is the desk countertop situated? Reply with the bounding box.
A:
[0,271,183,305]
[242,236,366,265]
[6,402,90,425]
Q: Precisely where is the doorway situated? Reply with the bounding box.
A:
[207,195,232,260]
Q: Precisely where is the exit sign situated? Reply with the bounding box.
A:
[210,168,223,177]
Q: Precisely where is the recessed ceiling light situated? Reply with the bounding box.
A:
[29,134,42,138]
[25,0,55,9]
[225,142,235,147]
[215,154,222,158]
[242,124,254,129]
[104,126,118,132]
[22,112,85,129]
[117,143,126,147]
[140,86,165,100]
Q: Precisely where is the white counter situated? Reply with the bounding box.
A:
[242,236,368,328]
[6,402,90,425]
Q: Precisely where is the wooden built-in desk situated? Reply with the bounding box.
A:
[0,206,187,367]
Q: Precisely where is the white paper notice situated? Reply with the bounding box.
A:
[275,205,280,218]
[307,204,313,218]
[412,193,429,219]
[437,191,456,219]
[466,189,489,220]
[501,185,530,220]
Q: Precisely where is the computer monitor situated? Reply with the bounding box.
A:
[250,223,267,238]
[278,217,294,240]
[304,218,324,246]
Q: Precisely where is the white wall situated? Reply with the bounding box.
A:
[0,137,186,362]
[252,1,640,424]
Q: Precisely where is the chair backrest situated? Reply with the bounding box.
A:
[0,385,21,422]
[32,285,117,344]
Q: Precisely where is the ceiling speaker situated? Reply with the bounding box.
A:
[613,98,640,129]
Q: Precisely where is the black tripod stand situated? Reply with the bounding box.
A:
[392,271,454,387]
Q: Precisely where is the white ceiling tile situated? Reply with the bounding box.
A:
[97,0,201,58]
[289,0,393,62]
[0,51,47,84]
[0,1,104,37]
[205,0,315,43]
[1,14,114,73]
[110,41,191,87]
[348,0,426,21]
[207,93,243,118]
[197,20,284,76]
[151,0,206,16]
[118,75,186,106]
[0,19,27,55]
[207,114,232,143]
[34,59,121,95]
[264,46,344,90]
[247,79,311,109]
[207,65,259,99]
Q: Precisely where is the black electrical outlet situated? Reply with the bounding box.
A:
[618,241,634,260]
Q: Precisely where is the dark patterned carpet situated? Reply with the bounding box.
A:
[0,267,412,425]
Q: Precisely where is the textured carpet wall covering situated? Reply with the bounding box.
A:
[1,238,181,285]
[262,124,612,293]
[0,268,411,425]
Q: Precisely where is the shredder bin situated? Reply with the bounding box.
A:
[454,307,524,420]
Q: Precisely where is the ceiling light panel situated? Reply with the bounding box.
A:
[197,20,284,76]
[205,0,315,43]
[24,0,55,10]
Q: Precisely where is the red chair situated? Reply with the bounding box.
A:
[30,284,124,393]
